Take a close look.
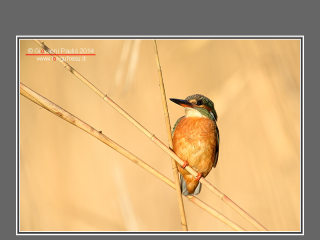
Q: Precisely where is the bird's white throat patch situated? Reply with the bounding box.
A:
[185,107,206,118]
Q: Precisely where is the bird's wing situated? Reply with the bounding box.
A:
[213,124,219,168]
[172,116,185,136]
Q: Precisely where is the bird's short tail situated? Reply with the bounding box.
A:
[180,175,202,196]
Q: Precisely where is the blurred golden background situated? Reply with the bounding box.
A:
[20,39,301,231]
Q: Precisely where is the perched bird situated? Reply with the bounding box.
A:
[170,94,219,196]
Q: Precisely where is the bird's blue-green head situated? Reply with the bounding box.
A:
[170,94,218,121]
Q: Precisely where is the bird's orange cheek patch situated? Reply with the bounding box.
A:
[179,103,194,108]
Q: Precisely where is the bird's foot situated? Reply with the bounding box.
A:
[181,161,189,169]
[195,173,202,181]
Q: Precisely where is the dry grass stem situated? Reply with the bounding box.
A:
[33,40,267,231]
[153,40,188,231]
[20,82,245,231]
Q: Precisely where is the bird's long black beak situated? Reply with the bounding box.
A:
[170,98,196,108]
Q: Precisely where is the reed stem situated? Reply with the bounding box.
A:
[153,40,188,231]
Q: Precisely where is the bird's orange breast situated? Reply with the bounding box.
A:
[172,116,217,177]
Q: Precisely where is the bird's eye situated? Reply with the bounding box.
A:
[197,100,203,105]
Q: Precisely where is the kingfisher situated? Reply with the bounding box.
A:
[170,94,219,196]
